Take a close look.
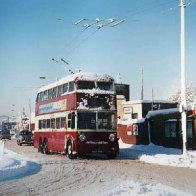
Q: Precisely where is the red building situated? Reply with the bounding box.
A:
[117,100,196,150]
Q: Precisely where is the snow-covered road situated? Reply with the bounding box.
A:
[0,140,196,195]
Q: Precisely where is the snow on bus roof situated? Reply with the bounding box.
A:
[38,72,114,93]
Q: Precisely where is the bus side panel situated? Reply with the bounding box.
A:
[35,94,76,116]
[52,131,66,152]
[34,131,77,153]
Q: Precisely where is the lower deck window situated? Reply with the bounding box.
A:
[68,112,75,129]
[51,118,55,129]
[61,117,66,128]
[56,118,60,129]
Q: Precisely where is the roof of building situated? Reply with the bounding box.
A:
[123,100,177,105]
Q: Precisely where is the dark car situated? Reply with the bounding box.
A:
[0,131,11,140]
[17,130,33,146]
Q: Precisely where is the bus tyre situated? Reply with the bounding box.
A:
[38,138,43,153]
[43,140,49,154]
[67,141,76,159]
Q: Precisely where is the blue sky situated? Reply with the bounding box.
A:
[0,0,195,117]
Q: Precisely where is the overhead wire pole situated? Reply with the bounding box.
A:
[141,66,144,101]
[180,0,187,155]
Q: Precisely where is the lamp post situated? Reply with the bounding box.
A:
[29,98,31,131]
[180,0,187,155]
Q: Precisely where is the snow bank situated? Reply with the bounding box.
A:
[119,140,196,169]
[0,140,41,182]
[0,140,4,158]
[106,180,192,196]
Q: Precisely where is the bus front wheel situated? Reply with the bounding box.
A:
[107,152,117,159]
[38,138,43,153]
[67,141,76,159]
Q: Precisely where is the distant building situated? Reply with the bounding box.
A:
[122,100,178,120]
[2,122,17,134]
[115,83,130,120]
[117,100,196,150]
[115,83,130,101]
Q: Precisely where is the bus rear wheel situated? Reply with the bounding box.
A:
[43,139,49,154]
[67,141,76,159]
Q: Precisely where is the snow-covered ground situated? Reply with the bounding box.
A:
[0,140,41,182]
[118,139,196,169]
[0,140,195,195]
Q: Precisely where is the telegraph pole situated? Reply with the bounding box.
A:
[29,98,31,131]
[141,66,144,100]
[180,0,187,155]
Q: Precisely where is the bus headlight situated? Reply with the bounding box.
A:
[79,134,86,142]
[109,133,115,142]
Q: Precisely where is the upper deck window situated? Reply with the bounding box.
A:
[43,90,48,100]
[63,83,68,93]
[97,82,113,91]
[40,92,44,101]
[77,81,95,90]
[69,82,75,92]
[48,89,53,99]
[57,85,63,97]
[52,87,57,98]
[36,93,41,102]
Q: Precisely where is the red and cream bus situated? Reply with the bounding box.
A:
[34,72,119,159]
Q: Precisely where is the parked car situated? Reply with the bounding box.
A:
[17,130,33,146]
[0,131,11,140]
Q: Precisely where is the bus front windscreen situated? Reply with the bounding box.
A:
[97,82,113,91]
[77,81,95,90]
[77,112,96,129]
[77,112,116,130]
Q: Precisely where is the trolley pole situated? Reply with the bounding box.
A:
[180,0,187,155]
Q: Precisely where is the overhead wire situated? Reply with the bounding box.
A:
[55,0,194,71]
[65,28,100,57]
[64,0,176,55]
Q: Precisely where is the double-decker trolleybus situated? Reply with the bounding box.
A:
[34,72,119,159]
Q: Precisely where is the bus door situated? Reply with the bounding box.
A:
[66,112,76,142]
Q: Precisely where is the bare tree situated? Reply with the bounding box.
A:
[169,86,196,107]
